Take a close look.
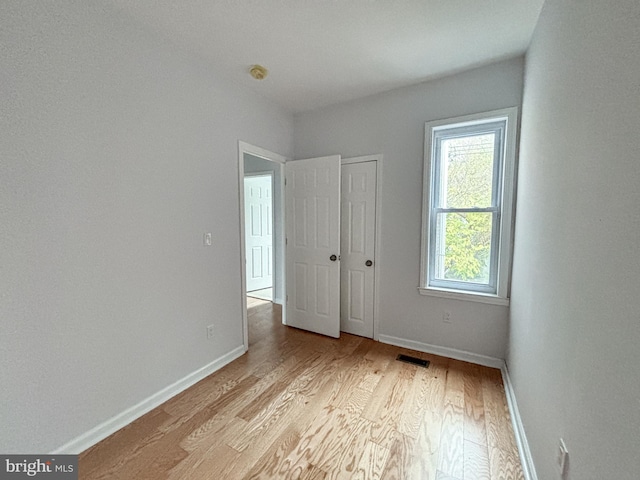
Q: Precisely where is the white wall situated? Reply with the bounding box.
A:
[294,58,524,360]
[244,154,284,303]
[509,0,640,479]
[0,1,292,453]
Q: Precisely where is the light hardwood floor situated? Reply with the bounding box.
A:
[80,300,524,479]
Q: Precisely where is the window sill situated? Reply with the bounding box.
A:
[418,286,510,306]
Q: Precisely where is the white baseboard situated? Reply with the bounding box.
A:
[378,334,504,369]
[51,345,246,454]
[501,364,538,480]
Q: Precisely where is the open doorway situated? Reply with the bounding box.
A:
[238,142,287,351]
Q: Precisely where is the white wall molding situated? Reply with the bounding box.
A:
[51,345,246,454]
[378,334,504,369]
[501,364,538,480]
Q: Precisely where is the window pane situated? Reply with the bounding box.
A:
[433,212,493,284]
[440,134,494,208]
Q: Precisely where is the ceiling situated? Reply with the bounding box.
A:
[107,0,545,113]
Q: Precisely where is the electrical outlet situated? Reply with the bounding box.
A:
[443,311,452,323]
[206,324,214,339]
[557,438,568,478]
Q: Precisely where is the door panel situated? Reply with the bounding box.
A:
[245,175,273,292]
[340,161,377,338]
[286,155,341,338]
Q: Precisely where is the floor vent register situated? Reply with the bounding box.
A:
[396,354,430,368]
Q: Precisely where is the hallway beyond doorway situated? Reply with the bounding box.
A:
[247,287,273,302]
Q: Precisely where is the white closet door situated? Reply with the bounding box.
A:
[340,161,376,338]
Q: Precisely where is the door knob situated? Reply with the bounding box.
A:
[365,260,373,267]
[330,255,337,262]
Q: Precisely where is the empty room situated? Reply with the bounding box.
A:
[2,1,639,479]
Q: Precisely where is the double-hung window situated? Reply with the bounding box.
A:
[419,108,517,304]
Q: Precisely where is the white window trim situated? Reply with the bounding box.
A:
[419,107,518,304]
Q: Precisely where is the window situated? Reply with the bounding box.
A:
[420,108,517,304]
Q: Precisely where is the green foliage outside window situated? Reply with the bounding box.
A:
[440,135,494,283]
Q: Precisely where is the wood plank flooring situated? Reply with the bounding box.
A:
[79,300,524,479]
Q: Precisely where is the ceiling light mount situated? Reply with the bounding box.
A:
[249,64,268,80]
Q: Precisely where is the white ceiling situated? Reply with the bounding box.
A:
[107,0,545,113]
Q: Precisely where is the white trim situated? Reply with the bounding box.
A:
[420,107,518,299]
[238,147,248,350]
[378,334,504,369]
[418,286,509,306]
[341,154,383,341]
[51,345,246,454]
[238,141,289,350]
[275,159,286,307]
[501,364,539,480]
[238,141,287,164]
[341,154,377,165]
[373,156,383,342]
[244,171,275,177]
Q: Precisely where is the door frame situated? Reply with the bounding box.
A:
[244,171,275,294]
[238,146,382,348]
[341,154,383,341]
[238,141,288,352]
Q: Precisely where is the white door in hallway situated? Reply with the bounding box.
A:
[340,160,377,338]
[244,174,273,292]
[285,155,341,338]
